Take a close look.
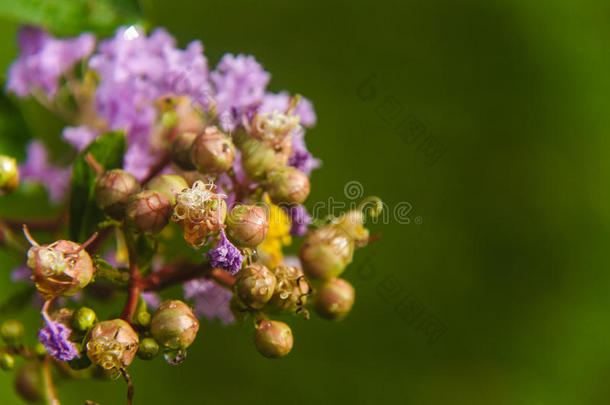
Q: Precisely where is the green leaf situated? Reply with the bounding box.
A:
[134,233,157,274]
[69,131,125,241]
[0,286,35,316]
[93,257,129,287]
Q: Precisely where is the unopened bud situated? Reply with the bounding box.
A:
[170,132,197,171]
[15,362,43,403]
[146,174,188,205]
[0,155,19,195]
[137,337,160,360]
[314,278,355,321]
[27,240,95,299]
[1,319,24,345]
[126,190,172,234]
[266,166,310,204]
[136,311,151,328]
[234,263,276,309]
[254,320,293,358]
[86,319,139,371]
[150,300,199,350]
[190,126,235,174]
[265,265,311,314]
[336,210,369,247]
[95,169,140,218]
[225,205,268,248]
[0,353,14,371]
[299,226,354,280]
[72,307,97,332]
[238,134,291,179]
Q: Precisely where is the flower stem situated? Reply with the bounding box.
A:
[43,355,60,405]
[120,367,134,405]
[120,231,141,323]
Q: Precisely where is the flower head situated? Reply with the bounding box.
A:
[206,229,244,275]
[37,319,78,361]
[286,204,312,236]
[20,141,71,203]
[183,278,234,324]
[260,92,317,127]
[289,128,321,176]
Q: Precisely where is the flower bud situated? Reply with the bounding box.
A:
[0,155,19,195]
[1,319,24,345]
[86,319,139,371]
[266,166,310,204]
[150,300,199,350]
[225,205,268,248]
[299,226,354,280]
[136,311,151,328]
[336,210,369,247]
[137,337,160,360]
[95,169,140,218]
[239,136,291,179]
[146,174,188,205]
[15,362,43,403]
[234,263,276,309]
[254,320,293,358]
[33,342,47,357]
[72,307,97,332]
[126,190,172,234]
[190,126,235,174]
[170,132,197,171]
[265,265,311,314]
[0,353,14,371]
[27,240,95,299]
[314,278,355,321]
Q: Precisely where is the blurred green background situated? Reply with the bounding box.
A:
[1,0,610,403]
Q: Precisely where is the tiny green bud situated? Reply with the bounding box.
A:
[1,319,24,345]
[95,169,140,218]
[150,300,199,350]
[170,132,197,171]
[15,362,43,403]
[225,204,268,248]
[146,174,189,205]
[266,166,310,204]
[33,342,47,357]
[0,155,19,195]
[72,307,97,332]
[190,126,235,174]
[0,352,14,371]
[314,278,355,321]
[136,311,151,328]
[234,263,276,309]
[137,337,160,360]
[254,320,293,359]
[126,190,172,234]
[299,226,354,280]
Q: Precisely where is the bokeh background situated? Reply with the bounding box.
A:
[1,0,610,403]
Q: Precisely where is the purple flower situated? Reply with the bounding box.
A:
[62,125,98,151]
[210,54,270,130]
[37,320,78,361]
[286,204,311,236]
[288,128,321,176]
[141,291,161,310]
[183,278,234,324]
[10,265,30,282]
[206,229,244,275]
[260,92,317,127]
[7,26,95,98]
[20,141,71,203]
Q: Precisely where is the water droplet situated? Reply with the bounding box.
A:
[164,349,186,365]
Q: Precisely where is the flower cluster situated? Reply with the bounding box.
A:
[0,24,382,405]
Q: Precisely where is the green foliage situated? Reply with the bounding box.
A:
[69,131,125,241]
[0,286,34,317]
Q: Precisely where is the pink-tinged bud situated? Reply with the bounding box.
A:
[225,205,268,248]
[0,155,19,195]
[266,167,310,205]
[234,263,276,309]
[14,362,43,403]
[336,210,370,247]
[146,174,188,205]
[238,135,292,179]
[170,132,197,171]
[126,190,172,234]
[150,300,199,350]
[27,240,94,299]
[265,265,311,314]
[254,320,293,359]
[95,169,140,218]
[314,278,355,321]
[86,319,139,371]
[156,95,207,135]
[299,226,354,280]
[190,126,235,174]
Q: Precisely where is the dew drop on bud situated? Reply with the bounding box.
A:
[163,349,186,365]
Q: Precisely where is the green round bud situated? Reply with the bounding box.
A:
[0,155,19,195]
[299,226,354,280]
[95,169,140,218]
[150,300,199,350]
[72,307,97,332]
[1,319,24,345]
[0,353,14,371]
[136,311,151,328]
[86,319,139,370]
[225,204,268,248]
[170,132,197,171]
[314,278,355,321]
[190,126,235,174]
[33,342,47,357]
[146,174,188,205]
[234,263,276,309]
[266,166,310,205]
[137,337,159,360]
[254,320,293,359]
[126,190,172,234]
[15,362,43,403]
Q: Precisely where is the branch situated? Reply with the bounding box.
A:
[141,152,170,185]
[138,261,234,291]
[120,233,141,323]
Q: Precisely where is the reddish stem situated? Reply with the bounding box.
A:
[120,237,141,323]
[141,153,170,185]
[138,261,234,291]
